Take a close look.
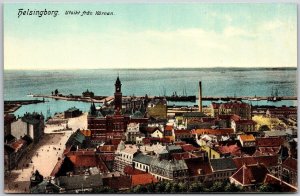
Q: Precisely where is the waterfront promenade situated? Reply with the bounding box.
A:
[4,113,88,193]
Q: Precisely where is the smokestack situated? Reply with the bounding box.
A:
[199,81,202,112]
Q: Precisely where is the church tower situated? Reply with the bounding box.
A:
[114,76,122,115]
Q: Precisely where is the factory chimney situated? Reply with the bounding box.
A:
[199,81,202,112]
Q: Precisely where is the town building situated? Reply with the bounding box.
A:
[10,112,44,143]
[64,107,82,118]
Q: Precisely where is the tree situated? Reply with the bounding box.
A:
[170,182,180,193]
[164,181,173,193]
[259,125,270,132]
[54,89,58,96]
[209,181,225,192]
[224,182,243,192]
[132,185,148,193]
[155,181,166,193]
[188,182,205,192]
[178,182,188,192]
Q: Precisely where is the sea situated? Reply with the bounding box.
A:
[4,68,298,118]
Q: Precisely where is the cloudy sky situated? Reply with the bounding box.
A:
[4,3,297,70]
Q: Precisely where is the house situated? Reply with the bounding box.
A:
[238,134,256,147]
[11,112,44,143]
[210,158,237,182]
[132,153,154,172]
[150,128,164,138]
[174,129,192,141]
[264,174,297,192]
[192,128,234,137]
[65,129,86,148]
[4,114,16,136]
[149,158,189,181]
[114,141,138,172]
[233,155,280,178]
[218,101,251,120]
[281,157,297,186]
[82,89,94,98]
[146,98,167,120]
[125,123,144,143]
[230,115,256,133]
[5,136,33,171]
[64,107,82,118]
[182,112,209,129]
[55,174,103,193]
[229,163,269,190]
[185,157,213,183]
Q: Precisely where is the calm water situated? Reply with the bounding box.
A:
[4,68,297,117]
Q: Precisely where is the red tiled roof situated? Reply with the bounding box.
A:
[100,153,115,161]
[221,102,250,109]
[99,145,116,152]
[218,114,232,120]
[192,128,234,135]
[174,129,192,135]
[185,157,212,176]
[282,157,297,172]
[256,137,283,147]
[174,141,186,146]
[111,139,122,146]
[181,144,198,152]
[10,139,27,152]
[165,125,173,131]
[123,165,146,175]
[103,175,131,190]
[239,134,255,142]
[202,117,216,122]
[68,154,98,167]
[171,152,193,160]
[131,173,158,187]
[230,163,269,186]
[264,174,297,192]
[235,119,256,125]
[256,147,280,155]
[218,144,241,156]
[211,103,220,109]
[231,114,241,122]
[233,155,279,169]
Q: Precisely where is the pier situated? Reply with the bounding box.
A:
[4,99,46,114]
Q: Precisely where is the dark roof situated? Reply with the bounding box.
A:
[124,165,146,175]
[282,157,297,172]
[185,157,212,176]
[4,134,16,143]
[56,174,103,191]
[66,130,85,147]
[230,163,269,186]
[264,174,297,192]
[65,107,80,113]
[133,153,154,165]
[103,175,131,190]
[233,155,279,169]
[210,158,237,172]
[22,112,44,124]
[166,145,182,152]
[30,180,62,193]
[256,137,283,147]
[183,112,206,118]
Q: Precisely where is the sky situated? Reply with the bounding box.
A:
[4,3,297,70]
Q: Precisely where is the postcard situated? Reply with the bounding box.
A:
[3,3,297,193]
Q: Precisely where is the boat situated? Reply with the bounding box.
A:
[248,95,261,101]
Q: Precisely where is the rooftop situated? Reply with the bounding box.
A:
[210,158,237,171]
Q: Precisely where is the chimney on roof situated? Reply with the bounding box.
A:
[199,81,202,112]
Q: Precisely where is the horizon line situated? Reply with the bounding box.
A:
[4,66,298,71]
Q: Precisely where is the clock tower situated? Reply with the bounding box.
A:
[114,76,122,115]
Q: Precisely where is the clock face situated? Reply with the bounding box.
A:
[117,88,120,91]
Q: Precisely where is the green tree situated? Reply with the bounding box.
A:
[132,185,148,193]
[171,182,180,193]
[209,181,225,192]
[178,182,188,192]
[155,181,166,193]
[188,182,205,192]
[224,182,243,192]
[164,181,173,193]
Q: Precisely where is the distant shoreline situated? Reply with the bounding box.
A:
[4,67,297,72]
